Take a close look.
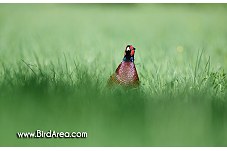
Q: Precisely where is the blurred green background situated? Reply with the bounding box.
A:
[0,4,227,146]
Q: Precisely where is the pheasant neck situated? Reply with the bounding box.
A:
[123,56,134,62]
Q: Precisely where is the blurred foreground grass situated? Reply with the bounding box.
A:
[0,4,227,146]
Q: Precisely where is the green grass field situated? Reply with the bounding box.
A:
[0,4,227,146]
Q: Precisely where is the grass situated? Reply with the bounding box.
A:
[0,4,227,146]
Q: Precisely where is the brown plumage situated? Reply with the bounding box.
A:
[108,45,139,87]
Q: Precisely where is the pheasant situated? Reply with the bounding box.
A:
[108,45,139,87]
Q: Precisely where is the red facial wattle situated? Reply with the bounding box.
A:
[130,50,135,56]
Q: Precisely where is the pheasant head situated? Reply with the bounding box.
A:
[123,45,136,62]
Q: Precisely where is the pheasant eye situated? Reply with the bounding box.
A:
[130,45,134,50]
